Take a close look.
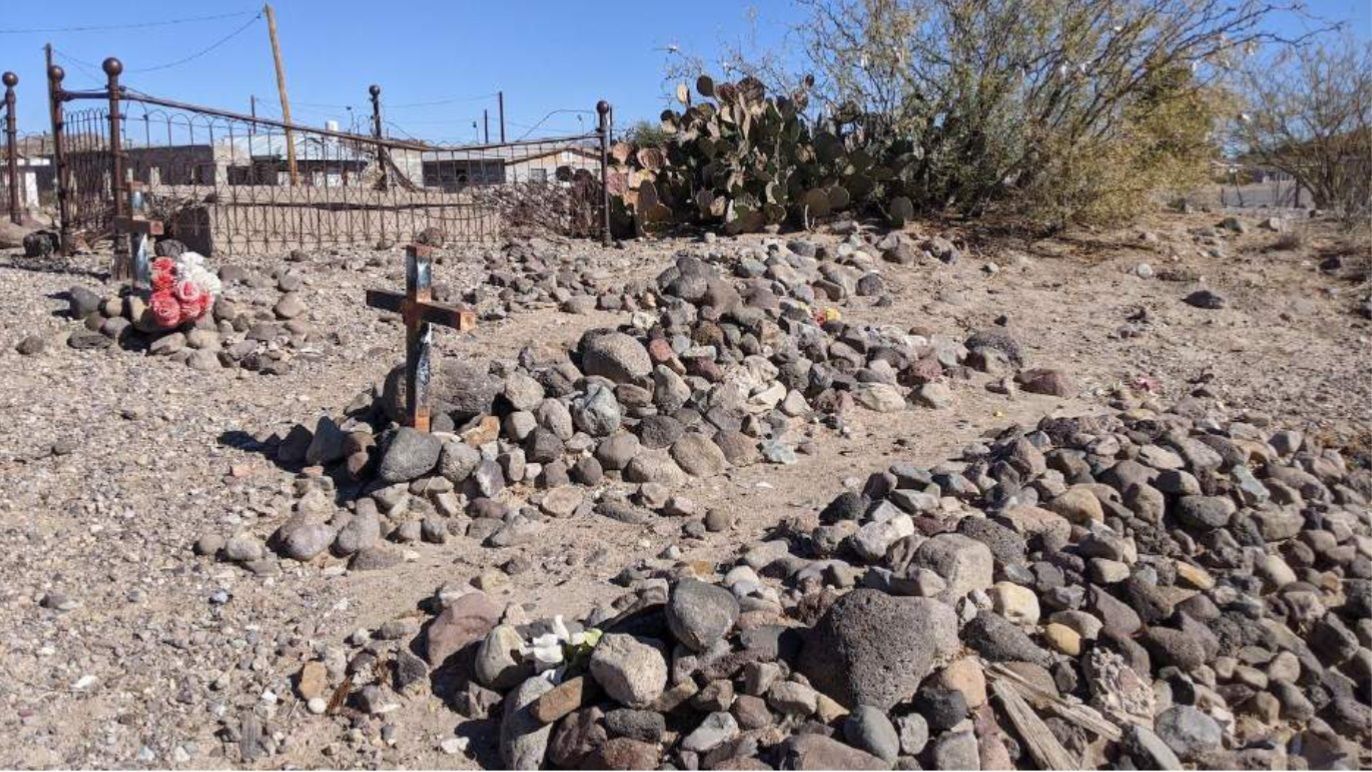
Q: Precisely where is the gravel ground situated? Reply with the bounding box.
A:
[0,211,1366,768]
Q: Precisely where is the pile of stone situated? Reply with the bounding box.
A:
[38,265,316,374]
[299,402,1370,769]
[456,240,653,319]
[233,252,1075,570]
[458,227,965,322]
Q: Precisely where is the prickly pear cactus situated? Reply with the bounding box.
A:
[608,74,922,235]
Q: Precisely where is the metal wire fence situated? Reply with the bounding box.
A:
[32,57,611,255]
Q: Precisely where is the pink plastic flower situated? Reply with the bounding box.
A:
[149,289,182,329]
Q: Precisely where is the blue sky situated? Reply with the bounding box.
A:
[2,0,1367,144]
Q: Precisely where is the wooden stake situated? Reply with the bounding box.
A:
[991,679,1078,770]
[263,4,298,186]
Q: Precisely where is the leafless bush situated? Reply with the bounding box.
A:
[1235,35,1372,224]
[472,171,602,240]
[791,0,1321,228]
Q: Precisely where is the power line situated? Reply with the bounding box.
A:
[50,47,107,85]
[383,120,425,142]
[128,12,263,73]
[2,11,256,35]
[387,93,498,109]
[516,108,594,140]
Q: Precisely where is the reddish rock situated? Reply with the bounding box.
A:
[1017,368,1076,397]
[424,591,499,666]
[778,734,888,770]
[685,356,724,382]
[591,737,660,769]
[548,706,606,767]
[901,355,945,386]
[532,676,594,724]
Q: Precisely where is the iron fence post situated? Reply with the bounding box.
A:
[3,72,19,225]
[597,100,611,246]
[369,83,387,246]
[47,65,71,254]
[104,57,129,273]
[370,84,386,191]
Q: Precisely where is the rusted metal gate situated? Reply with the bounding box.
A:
[45,57,613,256]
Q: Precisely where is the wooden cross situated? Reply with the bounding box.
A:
[366,244,476,432]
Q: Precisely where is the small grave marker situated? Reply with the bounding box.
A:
[113,181,164,288]
[365,244,476,432]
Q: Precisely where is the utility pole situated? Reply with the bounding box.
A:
[483,109,489,144]
[498,91,505,143]
[263,3,298,185]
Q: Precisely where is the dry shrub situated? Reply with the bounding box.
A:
[784,0,1312,229]
[1237,35,1372,225]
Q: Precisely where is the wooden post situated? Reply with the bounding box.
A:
[263,3,298,186]
[497,91,505,143]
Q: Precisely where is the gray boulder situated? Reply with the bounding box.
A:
[500,676,555,770]
[798,589,958,709]
[378,427,442,483]
[579,330,651,384]
[666,579,740,652]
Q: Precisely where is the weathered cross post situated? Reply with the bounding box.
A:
[115,181,164,291]
[365,244,476,432]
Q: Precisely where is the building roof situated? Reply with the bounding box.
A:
[221,133,370,163]
[420,143,598,164]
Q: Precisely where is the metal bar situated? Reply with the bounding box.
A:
[406,245,433,433]
[369,84,387,192]
[3,72,18,225]
[597,100,611,246]
[105,58,130,278]
[47,65,71,254]
[498,91,505,143]
[62,87,600,155]
[60,89,436,152]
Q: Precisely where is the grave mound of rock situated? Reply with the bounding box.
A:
[54,265,315,375]
[240,245,1075,570]
[291,402,1371,769]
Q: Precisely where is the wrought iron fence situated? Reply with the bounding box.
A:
[2,70,19,225]
[41,57,612,256]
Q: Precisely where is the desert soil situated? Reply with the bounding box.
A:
[0,211,1367,768]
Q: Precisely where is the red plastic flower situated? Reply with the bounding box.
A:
[149,289,182,329]
[151,267,174,292]
[182,294,212,323]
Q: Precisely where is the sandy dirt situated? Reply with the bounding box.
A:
[0,211,1367,768]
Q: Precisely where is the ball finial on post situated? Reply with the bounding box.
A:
[596,100,610,117]
[48,65,65,84]
[2,72,16,88]
[101,57,123,77]
[369,84,381,97]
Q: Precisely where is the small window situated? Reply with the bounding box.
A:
[528,168,548,183]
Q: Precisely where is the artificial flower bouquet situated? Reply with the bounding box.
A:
[146,251,221,330]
